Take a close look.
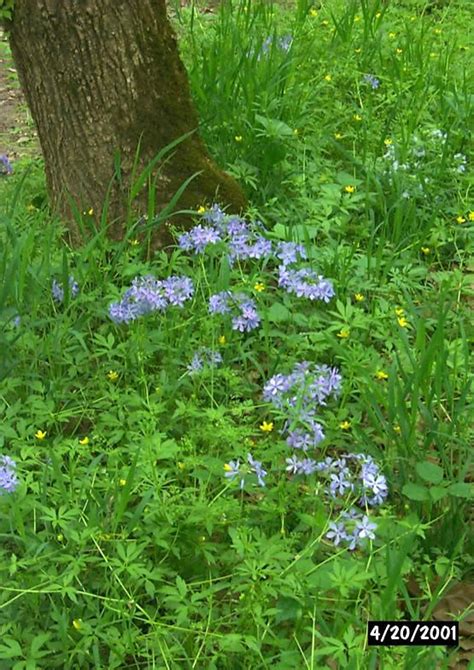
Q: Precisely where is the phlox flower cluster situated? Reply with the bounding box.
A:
[52,276,79,303]
[224,453,267,489]
[278,265,335,302]
[363,74,380,90]
[0,154,13,175]
[187,348,223,375]
[326,511,377,551]
[0,455,18,494]
[209,290,261,332]
[109,274,194,324]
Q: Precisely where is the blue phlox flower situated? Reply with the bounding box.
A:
[187,348,223,375]
[329,472,354,497]
[326,521,348,546]
[276,242,307,266]
[163,276,194,307]
[247,453,267,487]
[202,204,226,228]
[355,515,377,540]
[52,276,79,303]
[0,455,18,494]
[0,154,13,175]
[363,74,380,89]
[209,291,232,315]
[285,455,302,474]
[224,459,245,489]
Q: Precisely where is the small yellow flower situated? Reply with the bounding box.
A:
[324,74,332,82]
[129,238,139,246]
[375,370,389,380]
[339,420,351,430]
[456,215,466,224]
[35,430,47,440]
[177,462,185,471]
[293,128,299,135]
[26,204,37,212]
[334,132,344,140]
[375,11,382,18]
[397,316,409,328]
[354,15,361,22]
[107,370,119,382]
[223,463,233,472]
[57,533,64,542]
[384,138,393,146]
[254,282,265,292]
[354,48,361,54]
[218,335,226,345]
[353,114,362,122]
[354,293,365,302]
[310,9,318,17]
[322,19,329,26]
[468,211,474,222]
[410,16,417,21]
[393,423,401,434]
[197,205,206,214]
[337,327,351,339]
[79,436,89,445]
[234,135,243,143]
[430,52,437,58]
[396,48,403,55]
[72,619,82,631]
[395,307,405,317]
[388,32,396,39]
[421,247,431,255]
[344,185,356,193]
[434,28,442,35]
[119,478,127,487]
[259,421,274,433]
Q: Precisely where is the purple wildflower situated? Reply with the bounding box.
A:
[162,276,194,307]
[0,455,18,494]
[0,155,13,175]
[209,291,232,315]
[363,74,380,90]
[326,521,348,547]
[51,276,79,303]
[247,453,267,487]
[276,242,307,266]
[355,515,377,540]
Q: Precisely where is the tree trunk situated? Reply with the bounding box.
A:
[7,0,246,248]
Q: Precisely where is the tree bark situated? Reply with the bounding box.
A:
[7,0,246,247]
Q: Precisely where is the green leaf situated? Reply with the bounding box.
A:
[402,483,430,501]
[429,486,448,502]
[0,638,22,659]
[415,461,444,484]
[447,483,473,499]
[267,302,291,323]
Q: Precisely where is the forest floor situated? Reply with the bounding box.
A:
[0,32,38,159]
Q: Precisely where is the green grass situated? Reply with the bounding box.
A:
[0,0,473,668]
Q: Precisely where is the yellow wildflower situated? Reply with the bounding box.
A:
[339,420,351,430]
[337,327,351,339]
[259,421,274,433]
[35,430,47,440]
[293,128,299,135]
[57,533,64,542]
[396,48,403,55]
[393,423,401,434]
[384,138,393,146]
[354,15,361,22]
[395,307,405,317]
[107,370,119,382]
[434,28,442,35]
[310,9,318,17]
[254,282,265,292]
[334,132,344,140]
[456,215,466,224]
[344,185,356,193]
[177,462,185,471]
[197,205,206,214]
[72,619,82,630]
[375,11,382,18]
[388,32,396,39]
[421,247,430,255]
[26,204,37,212]
[119,478,127,487]
[468,211,474,222]
[322,19,329,26]
[234,135,243,143]
[324,74,332,82]
[354,48,361,54]
[223,463,233,472]
[218,335,226,345]
[353,114,362,122]
[375,370,389,380]
[397,316,409,328]
[79,436,89,445]
[129,238,139,246]
[354,293,365,302]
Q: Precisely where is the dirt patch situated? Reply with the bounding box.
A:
[0,31,39,160]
